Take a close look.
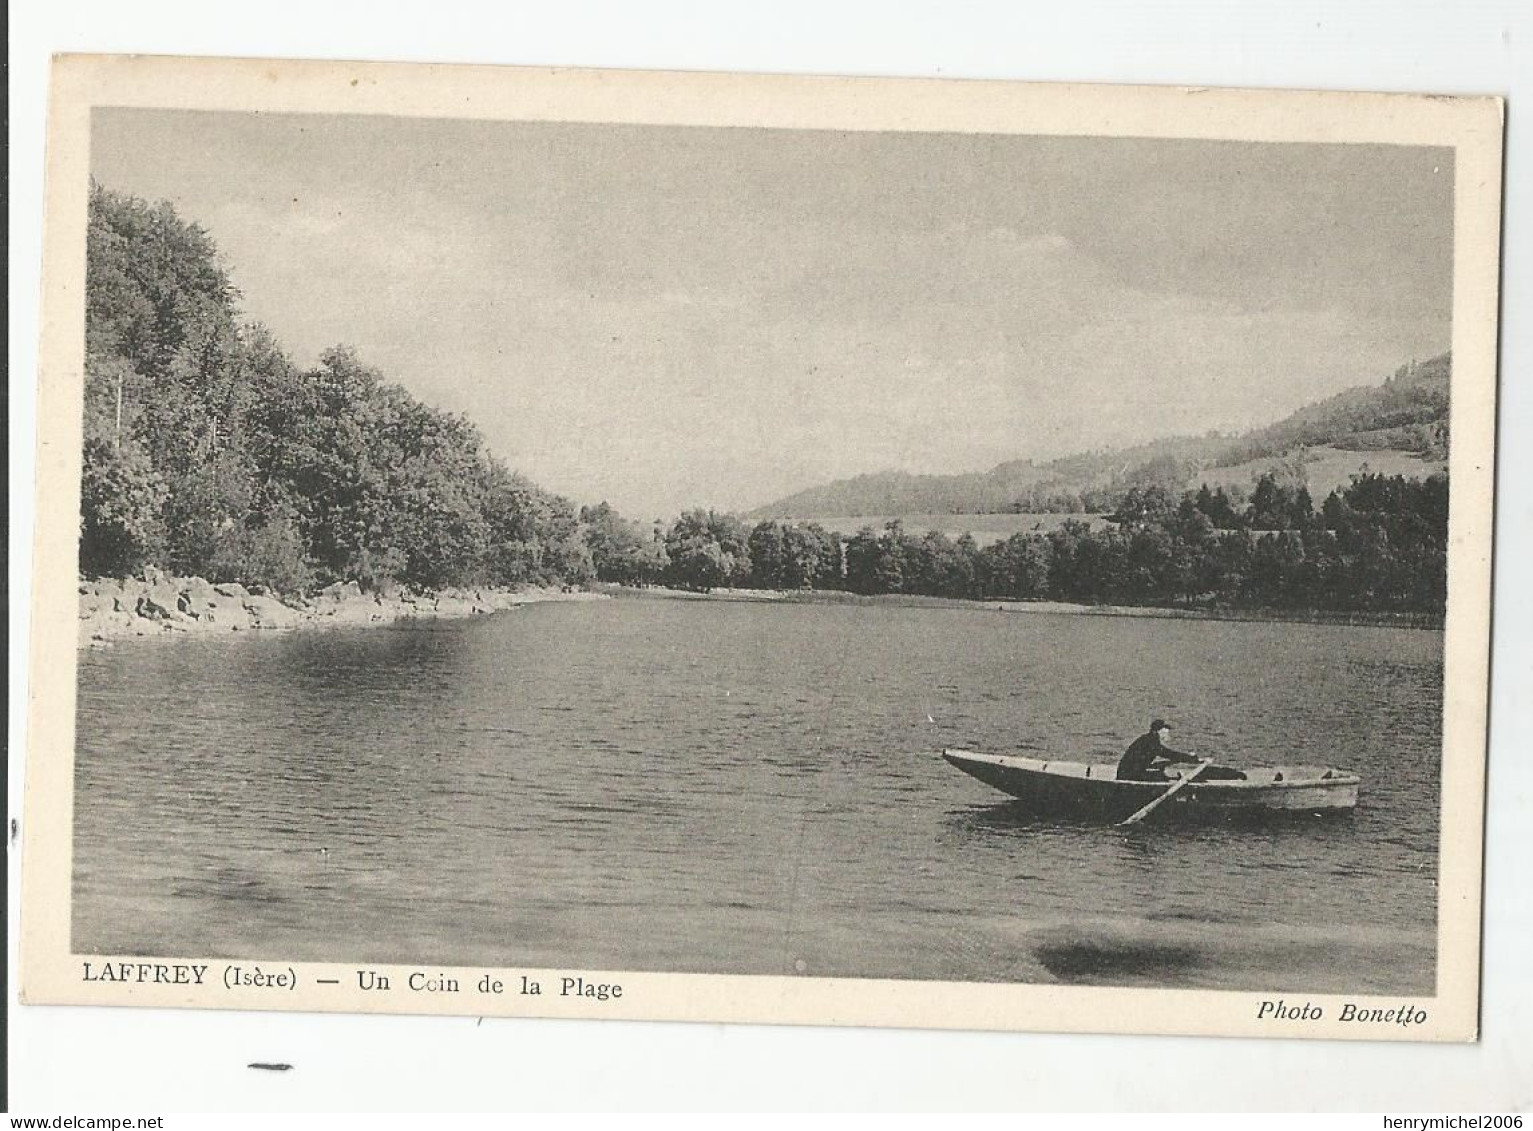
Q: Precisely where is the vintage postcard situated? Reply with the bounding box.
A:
[20,55,1503,1041]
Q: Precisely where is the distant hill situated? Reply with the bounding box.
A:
[752,353,1449,518]
[751,435,1231,517]
[1213,353,1449,466]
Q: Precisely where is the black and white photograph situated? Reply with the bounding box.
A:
[19,56,1503,1044]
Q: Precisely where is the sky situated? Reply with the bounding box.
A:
[92,109,1454,519]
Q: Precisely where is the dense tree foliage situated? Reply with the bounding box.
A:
[580,502,669,585]
[82,185,592,591]
[745,520,844,590]
[660,510,753,591]
[665,471,1448,614]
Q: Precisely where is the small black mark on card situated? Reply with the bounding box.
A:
[248,1063,293,1072]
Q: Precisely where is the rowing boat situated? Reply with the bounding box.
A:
[942,748,1360,822]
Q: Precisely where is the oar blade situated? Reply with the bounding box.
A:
[1117,759,1213,826]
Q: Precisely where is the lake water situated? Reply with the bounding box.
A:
[73,595,1442,993]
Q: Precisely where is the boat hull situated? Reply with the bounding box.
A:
[942,749,1359,822]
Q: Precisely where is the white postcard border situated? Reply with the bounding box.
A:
[20,54,1505,1043]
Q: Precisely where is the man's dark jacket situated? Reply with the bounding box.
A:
[1116,731,1198,781]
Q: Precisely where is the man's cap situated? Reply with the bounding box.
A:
[1151,718,1169,731]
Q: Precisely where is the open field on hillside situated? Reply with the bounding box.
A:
[1192,446,1446,500]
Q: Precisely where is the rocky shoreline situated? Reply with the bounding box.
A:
[78,571,604,646]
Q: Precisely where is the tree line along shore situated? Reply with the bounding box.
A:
[79,184,1448,635]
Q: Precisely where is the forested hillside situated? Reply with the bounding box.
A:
[753,435,1232,518]
[1215,355,1449,466]
[80,186,1448,617]
[81,185,593,591]
[755,354,1450,518]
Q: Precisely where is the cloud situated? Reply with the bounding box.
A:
[90,111,1453,517]
[987,227,1075,256]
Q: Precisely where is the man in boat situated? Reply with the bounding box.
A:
[1116,719,1247,782]
[1116,719,1203,782]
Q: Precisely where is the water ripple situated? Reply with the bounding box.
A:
[73,598,1442,990]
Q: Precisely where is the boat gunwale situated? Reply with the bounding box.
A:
[940,748,1361,791]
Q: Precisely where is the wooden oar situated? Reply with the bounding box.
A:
[1118,759,1213,826]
